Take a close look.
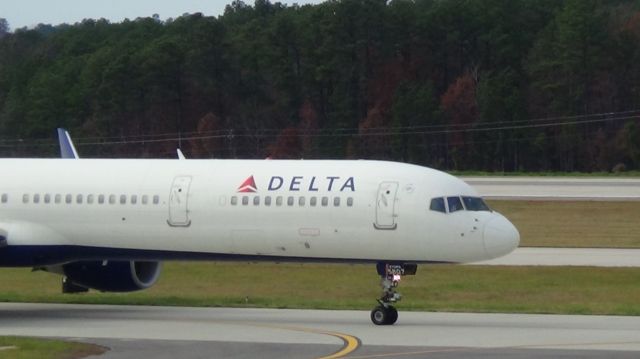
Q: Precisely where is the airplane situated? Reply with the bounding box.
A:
[0,129,519,325]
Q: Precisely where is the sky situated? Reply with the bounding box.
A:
[1,0,324,30]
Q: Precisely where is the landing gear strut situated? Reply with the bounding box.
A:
[371,263,417,325]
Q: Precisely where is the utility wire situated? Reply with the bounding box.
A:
[0,109,638,146]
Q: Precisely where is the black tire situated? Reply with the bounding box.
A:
[386,306,398,325]
[370,306,387,325]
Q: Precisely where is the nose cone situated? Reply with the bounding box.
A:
[483,215,520,259]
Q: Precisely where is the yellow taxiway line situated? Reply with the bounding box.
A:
[242,322,361,358]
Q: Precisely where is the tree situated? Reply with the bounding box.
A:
[441,71,479,169]
[390,82,440,165]
[0,18,8,37]
[0,1,638,171]
[527,0,608,116]
[616,121,640,170]
[476,69,527,171]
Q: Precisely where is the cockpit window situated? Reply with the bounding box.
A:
[429,197,446,213]
[462,196,491,211]
[447,196,464,212]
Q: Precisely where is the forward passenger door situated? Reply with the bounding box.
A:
[374,182,398,230]
[168,176,192,227]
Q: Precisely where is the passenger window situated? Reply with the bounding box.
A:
[321,197,328,207]
[333,197,340,206]
[109,195,116,204]
[287,197,294,206]
[131,195,137,205]
[242,196,249,205]
[33,194,40,204]
[276,196,283,206]
[447,196,463,213]
[87,194,94,204]
[120,195,127,204]
[430,197,446,213]
[253,196,260,206]
[44,194,51,204]
[265,196,272,206]
[231,196,238,206]
[55,194,61,204]
[310,197,317,206]
[298,197,305,206]
[66,194,73,204]
[1,194,7,203]
[98,194,105,204]
[153,195,160,204]
[142,195,149,205]
[76,194,83,204]
[347,197,353,207]
[22,194,29,204]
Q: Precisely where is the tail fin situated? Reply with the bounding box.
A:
[57,128,79,159]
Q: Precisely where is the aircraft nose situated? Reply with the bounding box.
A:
[483,214,520,259]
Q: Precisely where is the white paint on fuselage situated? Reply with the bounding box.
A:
[0,159,518,264]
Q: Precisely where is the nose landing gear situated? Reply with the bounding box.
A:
[371,263,417,325]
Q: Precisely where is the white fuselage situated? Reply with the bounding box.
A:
[0,159,519,266]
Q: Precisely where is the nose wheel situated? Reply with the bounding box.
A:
[371,305,398,325]
[371,263,416,325]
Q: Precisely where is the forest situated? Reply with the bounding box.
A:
[1,0,640,172]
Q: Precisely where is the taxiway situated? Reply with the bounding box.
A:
[1,303,639,358]
[473,247,640,267]
[464,177,640,200]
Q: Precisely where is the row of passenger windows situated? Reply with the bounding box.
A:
[11,193,161,205]
[231,195,354,208]
[429,196,491,214]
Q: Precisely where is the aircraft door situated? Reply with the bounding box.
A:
[168,176,192,227]
[374,182,399,230]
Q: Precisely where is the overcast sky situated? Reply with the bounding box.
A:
[1,0,324,30]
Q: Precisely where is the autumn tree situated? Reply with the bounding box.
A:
[441,72,478,169]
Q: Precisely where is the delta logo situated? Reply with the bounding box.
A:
[237,175,355,192]
[237,176,258,193]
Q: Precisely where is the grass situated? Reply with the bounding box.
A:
[0,337,105,359]
[488,200,640,248]
[1,263,640,316]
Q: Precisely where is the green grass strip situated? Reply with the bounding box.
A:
[0,337,105,359]
[489,200,640,248]
[2,263,640,316]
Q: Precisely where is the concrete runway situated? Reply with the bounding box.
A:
[463,177,640,200]
[1,303,639,358]
[473,247,640,267]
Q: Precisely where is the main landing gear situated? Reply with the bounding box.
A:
[371,263,417,325]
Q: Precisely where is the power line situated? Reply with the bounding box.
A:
[0,109,638,146]
[71,112,640,146]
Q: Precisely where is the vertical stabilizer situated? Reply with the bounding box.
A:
[57,128,80,159]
